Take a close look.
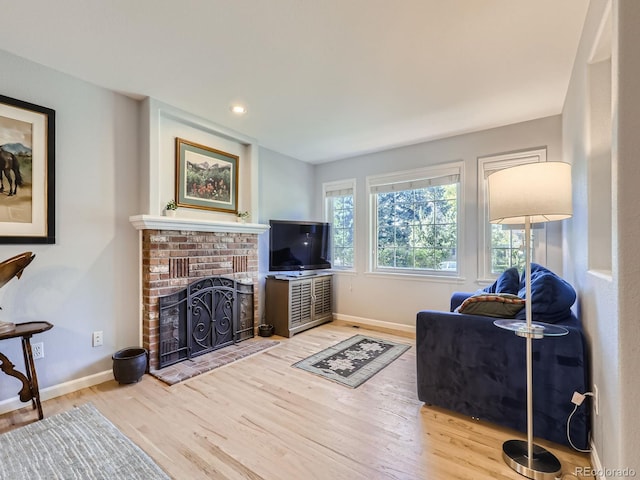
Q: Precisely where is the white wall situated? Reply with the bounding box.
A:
[314,116,564,327]
[0,49,140,405]
[138,99,259,220]
[563,0,640,473]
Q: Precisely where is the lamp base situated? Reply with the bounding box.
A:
[502,440,562,479]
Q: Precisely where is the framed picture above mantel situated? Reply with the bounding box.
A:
[0,94,55,244]
[175,137,239,214]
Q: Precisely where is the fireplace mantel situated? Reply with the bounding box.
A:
[129,214,270,234]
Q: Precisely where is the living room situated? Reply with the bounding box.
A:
[0,1,638,479]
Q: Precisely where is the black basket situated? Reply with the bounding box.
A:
[258,324,274,337]
[112,347,148,384]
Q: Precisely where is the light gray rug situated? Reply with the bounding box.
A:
[0,403,170,479]
[293,334,410,388]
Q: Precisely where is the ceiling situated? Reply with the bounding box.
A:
[0,0,589,164]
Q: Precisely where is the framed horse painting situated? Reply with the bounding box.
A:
[0,95,55,244]
[175,137,239,214]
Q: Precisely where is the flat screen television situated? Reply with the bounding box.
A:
[269,220,331,272]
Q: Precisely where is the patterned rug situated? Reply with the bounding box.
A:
[0,403,169,479]
[293,334,410,388]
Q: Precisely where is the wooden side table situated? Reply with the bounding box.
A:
[0,321,53,420]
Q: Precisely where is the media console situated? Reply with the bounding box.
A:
[265,272,333,337]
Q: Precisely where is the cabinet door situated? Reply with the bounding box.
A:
[290,280,313,326]
[313,276,332,318]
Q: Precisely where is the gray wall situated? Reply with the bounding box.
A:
[314,116,564,327]
[615,1,640,470]
[258,147,316,225]
[257,147,315,323]
[563,0,640,473]
[0,49,140,405]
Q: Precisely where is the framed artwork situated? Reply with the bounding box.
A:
[0,95,55,244]
[175,137,238,214]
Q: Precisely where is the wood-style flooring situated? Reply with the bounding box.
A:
[0,324,592,479]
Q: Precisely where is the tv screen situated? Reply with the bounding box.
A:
[269,220,331,272]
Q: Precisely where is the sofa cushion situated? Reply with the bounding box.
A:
[482,267,520,295]
[455,293,525,318]
[515,264,576,323]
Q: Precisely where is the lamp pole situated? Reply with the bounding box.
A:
[524,215,533,468]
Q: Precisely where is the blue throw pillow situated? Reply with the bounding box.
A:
[483,267,520,295]
[515,264,576,323]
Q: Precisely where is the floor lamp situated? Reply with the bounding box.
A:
[487,162,573,480]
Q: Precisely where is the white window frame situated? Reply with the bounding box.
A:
[366,162,464,277]
[323,178,356,271]
[477,148,547,282]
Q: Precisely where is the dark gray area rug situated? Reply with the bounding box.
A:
[0,403,170,479]
[293,334,410,388]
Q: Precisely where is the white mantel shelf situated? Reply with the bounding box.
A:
[129,214,270,235]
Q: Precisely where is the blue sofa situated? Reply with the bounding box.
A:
[415,266,590,450]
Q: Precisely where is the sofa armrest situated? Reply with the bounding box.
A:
[415,309,589,449]
[450,292,474,312]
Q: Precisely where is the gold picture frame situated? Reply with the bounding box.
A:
[175,138,239,214]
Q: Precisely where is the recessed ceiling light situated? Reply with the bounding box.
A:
[230,105,247,115]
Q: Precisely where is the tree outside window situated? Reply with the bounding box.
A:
[374,181,458,273]
[491,225,526,273]
[478,148,547,279]
[329,194,354,268]
[324,180,355,270]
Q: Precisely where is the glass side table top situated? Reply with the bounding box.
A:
[494,319,569,339]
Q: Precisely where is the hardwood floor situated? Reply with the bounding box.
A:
[0,324,592,480]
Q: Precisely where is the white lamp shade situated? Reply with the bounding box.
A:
[488,162,573,224]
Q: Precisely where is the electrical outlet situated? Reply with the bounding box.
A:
[92,331,103,347]
[32,342,44,359]
[594,384,599,415]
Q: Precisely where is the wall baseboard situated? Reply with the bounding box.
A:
[590,442,605,480]
[0,370,114,417]
[333,313,415,338]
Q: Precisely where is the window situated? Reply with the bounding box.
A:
[323,179,355,270]
[478,149,547,279]
[368,164,462,275]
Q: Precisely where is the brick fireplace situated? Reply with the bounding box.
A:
[130,215,269,371]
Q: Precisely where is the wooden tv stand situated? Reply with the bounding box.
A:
[265,273,333,337]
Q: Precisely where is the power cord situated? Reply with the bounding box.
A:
[566,391,593,453]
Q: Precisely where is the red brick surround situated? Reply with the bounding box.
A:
[141,229,260,370]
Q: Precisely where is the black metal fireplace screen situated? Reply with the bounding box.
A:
[158,276,254,369]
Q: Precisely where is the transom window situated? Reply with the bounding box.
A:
[368,164,462,275]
